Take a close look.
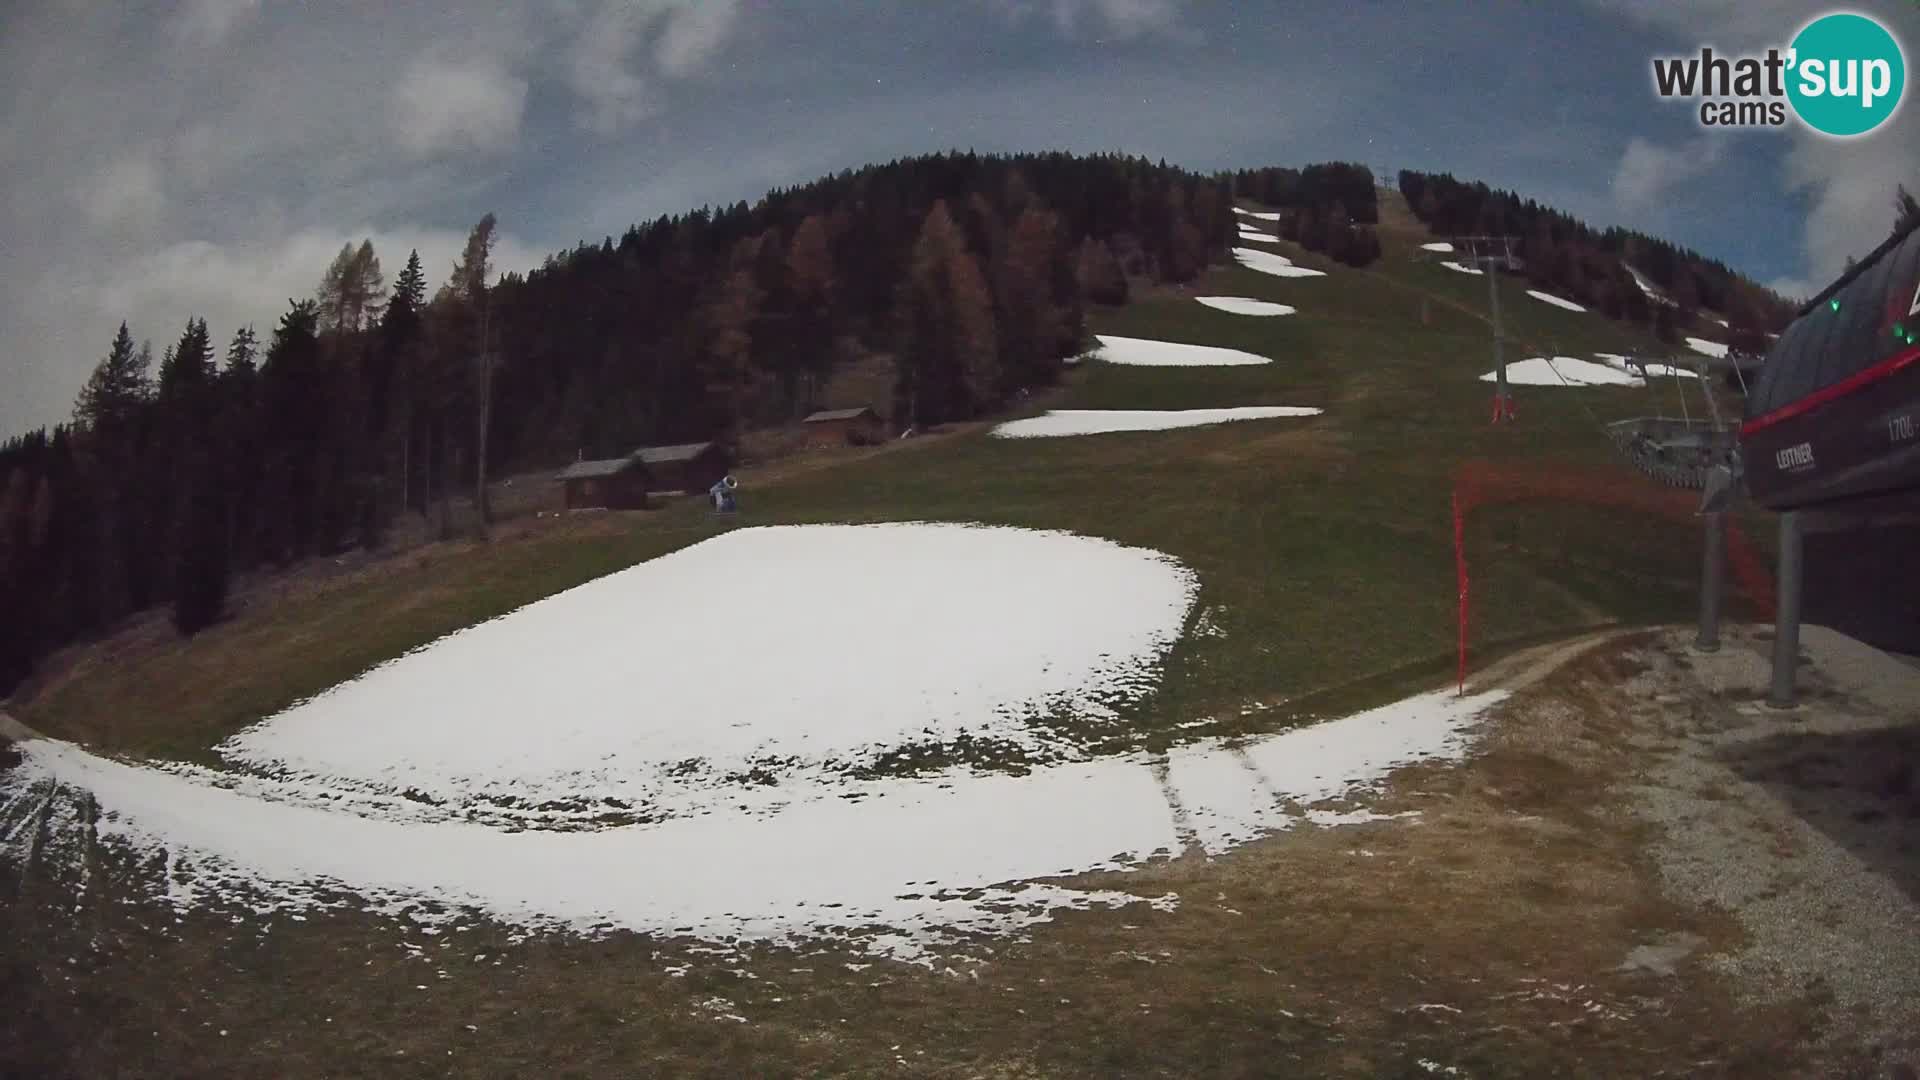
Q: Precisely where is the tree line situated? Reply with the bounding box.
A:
[0,151,1243,694]
[1230,163,1384,267]
[1397,170,1798,353]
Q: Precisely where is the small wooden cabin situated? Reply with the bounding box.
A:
[636,441,730,494]
[801,406,886,447]
[555,455,652,510]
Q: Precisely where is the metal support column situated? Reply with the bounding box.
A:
[1695,510,1726,652]
[1767,511,1804,709]
[1489,262,1512,422]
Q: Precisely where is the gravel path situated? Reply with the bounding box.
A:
[1617,626,1920,1066]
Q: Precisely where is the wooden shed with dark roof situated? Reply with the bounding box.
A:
[635,441,730,494]
[800,406,886,447]
[555,454,652,510]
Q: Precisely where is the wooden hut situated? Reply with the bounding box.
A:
[555,455,652,510]
[800,406,886,447]
[636,441,730,494]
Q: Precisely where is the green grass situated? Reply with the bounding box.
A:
[18,217,1759,766]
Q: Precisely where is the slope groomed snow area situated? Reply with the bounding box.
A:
[1232,247,1326,279]
[1686,337,1729,358]
[1194,296,1295,316]
[1480,356,1644,387]
[1525,289,1587,313]
[219,524,1198,816]
[1091,334,1272,367]
[1233,208,1281,221]
[1594,353,1700,379]
[1237,229,1281,244]
[992,407,1323,439]
[1440,261,1484,276]
[1,685,1508,960]
[1420,242,1454,253]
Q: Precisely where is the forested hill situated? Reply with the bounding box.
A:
[0,151,1277,693]
[0,151,1810,696]
[1398,171,1799,351]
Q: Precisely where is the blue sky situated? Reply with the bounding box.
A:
[3,0,1916,438]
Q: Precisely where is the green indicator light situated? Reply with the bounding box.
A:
[1831,299,1842,312]
[1899,323,1909,338]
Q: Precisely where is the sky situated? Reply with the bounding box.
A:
[3,0,1917,439]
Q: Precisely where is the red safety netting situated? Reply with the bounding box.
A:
[1451,459,1775,691]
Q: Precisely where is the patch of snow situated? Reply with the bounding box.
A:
[1233,208,1281,221]
[1593,353,1699,380]
[1525,289,1587,313]
[1479,357,1644,388]
[1420,242,1454,253]
[1232,248,1326,279]
[1237,229,1281,244]
[1686,336,1729,359]
[221,524,1198,817]
[1090,334,1272,367]
[1706,314,1729,328]
[992,408,1321,440]
[1194,296,1295,317]
[3,685,1508,962]
[1440,261,1483,276]
[1623,264,1676,307]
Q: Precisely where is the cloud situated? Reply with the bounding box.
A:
[169,0,261,48]
[987,0,1191,40]
[1610,136,1725,213]
[79,152,167,230]
[392,53,529,156]
[565,0,744,134]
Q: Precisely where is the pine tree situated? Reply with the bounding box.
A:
[1075,236,1127,305]
[896,201,997,427]
[449,215,499,531]
[74,322,153,432]
[786,215,836,413]
[317,240,388,333]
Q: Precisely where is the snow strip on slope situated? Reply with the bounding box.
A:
[1623,264,1676,307]
[1594,353,1700,380]
[1,688,1508,960]
[1479,356,1644,387]
[1686,337,1729,358]
[1420,242,1454,253]
[1525,290,1587,313]
[1234,208,1282,221]
[1440,261,1484,276]
[1238,229,1281,244]
[1092,334,1272,367]
[1233,247,1326,279]
[1194,296,1295,316]
[992,408,1322,439]
[220,524,1197,818]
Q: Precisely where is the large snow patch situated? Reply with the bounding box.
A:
[1233,247,1326,279]
[1686,337,1729,359]
[992,407,1322,439]
[1091,334,1272,367]
[1480,357,1644,387]
[2,685,1508,959]
[1194,296,1295,316]
[1525,290,1587,313]
[220,524,1198,814]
